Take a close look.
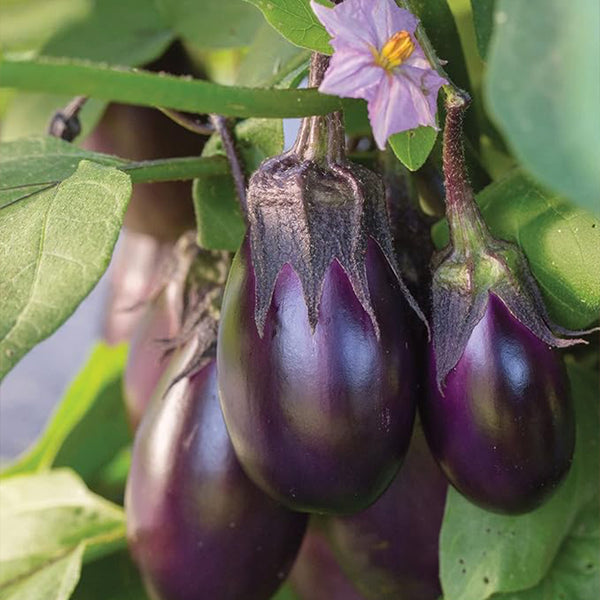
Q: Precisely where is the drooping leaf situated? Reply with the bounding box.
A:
[486,0,600,214]
[439,363,599,600]
[470,0,496,58]
[0,161,131,379]
[0,469,126,599]
[389,127,437,172]
[494,500,599,600]
[432,170,600,329]
[0,544,84,600]
[0,344,129,484]
[0,56,342,118]
[194,118,284,251]
[245,0,333,54]
[157,0,262,49]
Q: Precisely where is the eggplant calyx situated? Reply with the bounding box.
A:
[431,238,594,392]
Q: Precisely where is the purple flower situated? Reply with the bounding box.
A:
[311,0,447,149]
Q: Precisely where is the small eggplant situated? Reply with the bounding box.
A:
[423,293,574,514]
[217,54,421,515]
[125,348,307,600]
[327,422,447,600]
[289,525,367,600]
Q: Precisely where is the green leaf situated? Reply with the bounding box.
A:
[431,170,600,329]
[0,160,131,380]
[0,0,88,54]
[71,550,148,600]
[157,0,262,49]
[1,343,129,479]
[0,545,84,600]
[495,501,599,600]
[0,56,342,118]
[470,0,496,58]
[486,0,600,214]
[271,583,301,600]
[389,127,437,171]
[0,469,126,599]
[194,118,284,251]
[245,0,333,54]
[236,22,309,88]
[41,0,174,66]
[439,363,599,600]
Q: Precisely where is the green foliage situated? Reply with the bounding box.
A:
[0,161,131,379]
[440,363,599,600]
[0,469,126,599]
[486,0,600,215]
[389,127,438,171]
[245,0,333,54]
[432,170,600,329]
[470,0,496,58]
[157,0,262,49]
[194,118,284,251]
[1,344,129,479]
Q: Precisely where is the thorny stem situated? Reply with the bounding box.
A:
[47,95,87,141]
[442,90,491,253]
[209,114,248,216]
[292,53,345,164]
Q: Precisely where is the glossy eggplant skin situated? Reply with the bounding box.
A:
[422,293,575,514]
[125,355,307,600]
[327,423,447,600]
[218,237,416,515]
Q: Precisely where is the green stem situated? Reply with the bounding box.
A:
[0,56,342,118]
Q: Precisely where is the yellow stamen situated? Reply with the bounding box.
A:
[372,30,415,71]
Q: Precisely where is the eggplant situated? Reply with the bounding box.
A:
[125,349,307,600]
[327,422,447,600]
[218,237,416,514]
[289,526,367,600]
[422,293,575,514]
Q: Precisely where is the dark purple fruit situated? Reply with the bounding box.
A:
[125,350,307,600]
[422,293,575,514]
[327,422,447,600]
[218,237,416,514]
[290,526,367,600]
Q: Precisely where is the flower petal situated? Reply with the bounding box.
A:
[319,50,383,99]
[311,0,379,48]
[373,0,419,47]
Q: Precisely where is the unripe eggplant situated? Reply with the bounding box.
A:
[126,348,307,600]
[219,237,416,514]
[290,526,367,600]
[217,54,422,515]
[327,422,447,600]
[422,293,574,514]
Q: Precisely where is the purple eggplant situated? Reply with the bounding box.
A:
[327,422,447,600]
[290,526,367,600]
[125,349,307,600]
[422,293,575,514]
[218,237,416,514]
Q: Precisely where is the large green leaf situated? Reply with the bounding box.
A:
[486,0,600,214]
[495,501,599,600]
[0,56,342,117]
[389,127,437,171]
[440,363,599,600]
[470,0,495,58]
[245,0,333,54]
[0,160,131,379]
[1,343,129,483]
[431,170,600,329]
[194,118,284,251]
[0,469,126,600]
[157,0,262,49]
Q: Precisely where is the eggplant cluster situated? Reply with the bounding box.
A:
[123,59,584,600]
